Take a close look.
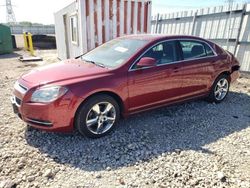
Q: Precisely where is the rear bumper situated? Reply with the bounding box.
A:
[230,70,240,83]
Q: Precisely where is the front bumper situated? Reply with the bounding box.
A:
[11,96,22,119]
[11,94,76,133]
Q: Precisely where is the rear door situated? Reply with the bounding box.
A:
[176,39,217,97]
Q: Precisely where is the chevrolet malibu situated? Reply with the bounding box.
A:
[12,35,240,138]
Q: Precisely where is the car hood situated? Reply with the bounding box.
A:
[21,59,108,86]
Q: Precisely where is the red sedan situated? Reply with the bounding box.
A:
[12,35,240,138]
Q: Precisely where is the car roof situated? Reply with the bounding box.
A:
[120,34,209,43]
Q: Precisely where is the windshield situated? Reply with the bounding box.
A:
[81,38,148,68]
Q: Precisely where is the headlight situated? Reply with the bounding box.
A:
[31,86,68,103]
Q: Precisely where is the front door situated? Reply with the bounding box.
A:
[127,40,183,112]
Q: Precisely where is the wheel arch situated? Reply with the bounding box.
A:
[73,90,125,128]
[217,71,231,82]
[207,72,230,103]
[209,71,231,92]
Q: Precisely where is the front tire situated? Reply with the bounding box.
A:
[75,94,120,138]
[207,74,230,103]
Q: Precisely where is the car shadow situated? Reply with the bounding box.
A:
[25,91,250,171]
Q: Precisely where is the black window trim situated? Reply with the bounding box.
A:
[128,38,218,72]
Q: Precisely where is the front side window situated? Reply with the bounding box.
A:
[70,15,78,44]
[140,40,178,65]
[179,40,215,60]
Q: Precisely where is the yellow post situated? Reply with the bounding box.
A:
[27,32,35,56]
[23,32,28,50]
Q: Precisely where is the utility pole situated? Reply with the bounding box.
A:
[226,0,234,50]
[6,0,16,25]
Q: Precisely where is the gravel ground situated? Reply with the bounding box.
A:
[0,50,250,188]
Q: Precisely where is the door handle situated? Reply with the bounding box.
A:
[173,67,179,72]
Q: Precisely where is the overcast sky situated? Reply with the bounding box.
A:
[0,0,249,24]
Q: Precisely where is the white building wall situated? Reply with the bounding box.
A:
[54,1,83,60]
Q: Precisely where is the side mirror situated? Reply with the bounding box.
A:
[137,57,157,68]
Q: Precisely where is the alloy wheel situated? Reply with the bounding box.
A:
[85,102,116,135]
[214,78,229,101]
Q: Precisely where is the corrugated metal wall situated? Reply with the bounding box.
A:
[80,0,151,51]
[55,0,152,59]
[151,3,250,72]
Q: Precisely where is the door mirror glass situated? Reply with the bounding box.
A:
[137,57,157,68]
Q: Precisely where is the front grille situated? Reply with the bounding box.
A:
[15,97,22,106]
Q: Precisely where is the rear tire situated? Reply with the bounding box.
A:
[207,74,230,103]
[75,94,120,138]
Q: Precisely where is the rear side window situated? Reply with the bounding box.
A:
[179,40,215,60]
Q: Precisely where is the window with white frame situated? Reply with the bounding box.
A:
[70,15,78,44]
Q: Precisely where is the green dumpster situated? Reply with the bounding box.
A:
[0,24,13,55]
